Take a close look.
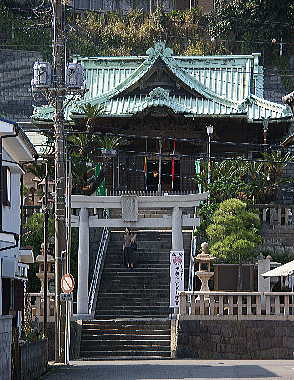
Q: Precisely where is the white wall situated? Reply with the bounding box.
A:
[0,149,21,257]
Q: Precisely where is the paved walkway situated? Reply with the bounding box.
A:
[42,359,294,379]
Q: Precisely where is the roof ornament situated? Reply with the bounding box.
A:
[146,41,173,59]
[238,97,253,112]
[148,87,170,100]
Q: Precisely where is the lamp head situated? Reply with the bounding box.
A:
[206,125,214,135]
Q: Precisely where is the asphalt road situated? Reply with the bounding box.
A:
[42,359,294,380]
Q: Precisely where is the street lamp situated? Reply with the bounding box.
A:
[206,125,214,186]
[262,118,269,145]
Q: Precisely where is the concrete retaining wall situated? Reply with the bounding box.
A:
[176,320,294,359]
[0,315,12,380]
[43,321,82,360]
[19,339,48,380]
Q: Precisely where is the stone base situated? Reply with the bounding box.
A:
[72,314,93,320]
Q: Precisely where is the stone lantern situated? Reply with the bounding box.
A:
[36,245,55,293]
[195,242,215,292]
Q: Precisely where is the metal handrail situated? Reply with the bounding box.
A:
[88,226,110,315]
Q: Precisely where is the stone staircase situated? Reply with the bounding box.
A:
[80,319,171,358]
[80,230,191,358]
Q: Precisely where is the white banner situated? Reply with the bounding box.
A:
[170,250,184,308]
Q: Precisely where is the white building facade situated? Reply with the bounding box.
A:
[0,118,36,317]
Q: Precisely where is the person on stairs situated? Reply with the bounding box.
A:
[123,228,131,268]
[128,231,137,269]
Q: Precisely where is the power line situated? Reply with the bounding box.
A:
[25,127,293,151]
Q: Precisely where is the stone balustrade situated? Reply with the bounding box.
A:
[255,204,294,227]
[179,291,294,319]
[28,293,55,322]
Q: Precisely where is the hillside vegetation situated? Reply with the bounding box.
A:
[0,1,293,87]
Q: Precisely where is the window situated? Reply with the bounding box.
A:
[2,166,11,206]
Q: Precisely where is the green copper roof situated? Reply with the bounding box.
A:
[32,42,292,122]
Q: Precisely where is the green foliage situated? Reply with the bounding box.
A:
[194,152,294,241]
[22,213,54,292]
[67,103,127,194]
[1,2,293,63]
[23,213,54,255]
[0,3,52,59]
[208,0,294,66]
[196,152,294,204]
[206,198,262,263]
[23,212,79,292]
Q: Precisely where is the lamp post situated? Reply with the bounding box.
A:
[206,125,214,186]
[262,118,269,145]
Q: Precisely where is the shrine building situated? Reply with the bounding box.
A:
[32,42,293,194]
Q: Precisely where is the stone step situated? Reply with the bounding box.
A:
[101,273,169,279]
[96,305,170,310]
[100,282,170,288]
[99,292,169,299]
[94,314,169,319]
[80,350,171,358]
[83,332,170,344]
[82,330,170,336]
[80,319,171,358]
[95,304,170,309]
[80,342,171,351]
[82,320,170,326]
[99,289,168,302]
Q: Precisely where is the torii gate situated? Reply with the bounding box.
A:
[71,193,208,317]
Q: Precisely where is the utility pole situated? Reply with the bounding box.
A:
[32,1,85,364]
[43,162,49,338]
[52,0,67,364]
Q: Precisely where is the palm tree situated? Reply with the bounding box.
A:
[68,103,125,195]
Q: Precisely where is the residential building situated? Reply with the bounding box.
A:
[0,117,36,354]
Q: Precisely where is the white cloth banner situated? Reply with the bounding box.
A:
[170,250,184,308]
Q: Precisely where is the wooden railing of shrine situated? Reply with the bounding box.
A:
[107,190,197,196]
[178,291,294,320]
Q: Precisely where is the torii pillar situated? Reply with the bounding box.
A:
[77,208,89,315]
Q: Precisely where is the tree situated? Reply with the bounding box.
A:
[23,212,79,292]
[67,103,126,195]
[206,198,262,289]
[22,213,54,292]
[196,152,294,205]
[194,152,294,242]
[208,0,294,60]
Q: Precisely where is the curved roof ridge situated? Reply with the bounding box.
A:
[249,94,291,116]
[73,42,239,112]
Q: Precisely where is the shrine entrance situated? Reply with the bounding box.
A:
[146,159,180,192]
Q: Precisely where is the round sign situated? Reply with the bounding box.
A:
[61,273,75,294]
